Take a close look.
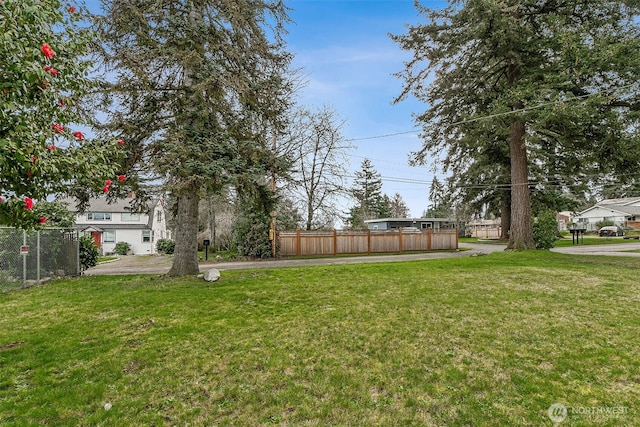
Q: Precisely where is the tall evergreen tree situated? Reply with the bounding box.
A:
[345,159,387,228]
[393,0,640,250]
[96,0,293,274]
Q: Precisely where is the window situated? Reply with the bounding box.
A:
[103,231,115,243]
[142,230,152,243]
[121,213,140,221]
[156,210,163,222]
[87,212,111,221]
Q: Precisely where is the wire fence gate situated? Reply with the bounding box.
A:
[0,227,79,292]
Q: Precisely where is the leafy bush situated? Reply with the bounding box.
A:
[533,209,560,250]
[79,235,99,270]
[234,210,273,258]
[114,241,131,255]
[156,239,175,255]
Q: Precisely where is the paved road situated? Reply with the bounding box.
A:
[551,241,640,257]
[83,241,640,276]
[84,242,505,276]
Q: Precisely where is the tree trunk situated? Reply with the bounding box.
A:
[507,119,535,250]
[306,200,313,230]
[168,192,200,276]
[209,197,216,250]
[500,190,511,241]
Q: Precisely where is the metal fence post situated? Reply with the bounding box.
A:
[37,230,41,283]
[23,230,27,284]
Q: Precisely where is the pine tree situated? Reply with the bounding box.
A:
[96,0,293,274]
[346,159,387,228]
[393,0,640,250]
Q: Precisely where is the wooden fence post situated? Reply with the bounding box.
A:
[398,227,403,253]
[333,229,337,256]
[296,229,301,256]
[427,228,432,251]
[367,229,371,255]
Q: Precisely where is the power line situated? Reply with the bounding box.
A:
[341,83,640,143]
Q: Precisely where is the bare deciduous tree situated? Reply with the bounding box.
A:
[279,106,353,230]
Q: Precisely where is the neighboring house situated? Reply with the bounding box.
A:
[364,217,457,231]
[61,196,171,255]
[572,197,640,231]
[466,218,502,239]
[556,211,572,232]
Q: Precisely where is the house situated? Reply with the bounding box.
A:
[572,197,640,231]
[62,196,171,255]
[466,218,502,239]
[364,217,457,231]
[556,211,572,232]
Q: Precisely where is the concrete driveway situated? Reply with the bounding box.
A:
[551,241,640,257]
[84,242,505,276]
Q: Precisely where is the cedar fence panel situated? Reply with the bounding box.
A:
[277,228,457,257]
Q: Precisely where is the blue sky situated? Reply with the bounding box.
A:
[84,0,443,218]
[286,0,435,217]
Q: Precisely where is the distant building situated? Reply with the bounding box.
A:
[61,196,171,255]
[364,217,457,231]
[572,197,640,231]
[466,218,501,239]
[556,211,572,231]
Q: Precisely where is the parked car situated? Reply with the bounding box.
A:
[598,226,624,237]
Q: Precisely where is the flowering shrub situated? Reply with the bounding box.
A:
[0,0,128,229]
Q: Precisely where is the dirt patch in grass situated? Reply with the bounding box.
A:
[0,341,25,351]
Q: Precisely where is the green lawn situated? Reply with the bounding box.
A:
[1,251,638,426]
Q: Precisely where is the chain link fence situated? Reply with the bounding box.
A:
[0,227,79,292]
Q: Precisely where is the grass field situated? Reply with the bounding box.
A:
[1,251,639,426]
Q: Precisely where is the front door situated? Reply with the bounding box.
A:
[91,231,101,249]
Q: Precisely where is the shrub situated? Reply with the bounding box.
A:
[114,241,131,255]
[79,235,99,270]
[156,239,175,255]
[533,209,560,250]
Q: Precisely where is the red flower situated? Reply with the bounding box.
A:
[103,185,110,193]
[48,145,56,151]
[24,197,34,210]
[39,216,47,224]
[41,44,55,59]
[0,197,3,202]
[117,139,124,146]
[27,170,33,177]
[52,123,64,133]
[105,179,112,186]
[118,175,126,181]
[44,66,58,77]
[69,6,76,13]
[73,131,84,140]
[58,98,66,107]
[32,157,38,163]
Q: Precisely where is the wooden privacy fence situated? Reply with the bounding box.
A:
[277,228,458,257]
